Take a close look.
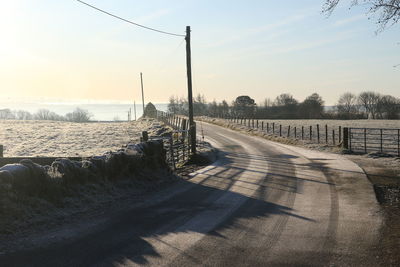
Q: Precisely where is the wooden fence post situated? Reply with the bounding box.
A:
[261,121,264,130]
[287,125,290,138]
[0,145,3,158]
[325,124,328,144]
[181,118,187,132]
[332,130,335,145]
[350,128,352,151]
[294,127,297,139]
[343,127,349,149]
[256,120,259,129]
[380,129,383,152]
[169,134,176,170]
[339,126,342,144]
[267,122,269,133]
[279,125,282,137]
[364,128,367,154]
[142,131,149,142]
[398,129,400,157]
[310,126,312,141]
[182,119,187,161]
[302,126,304,140]
[272,123,275,134]
[317,124,320,144]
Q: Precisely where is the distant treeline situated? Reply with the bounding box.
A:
[168,91,400,120]
[0,107,92,122]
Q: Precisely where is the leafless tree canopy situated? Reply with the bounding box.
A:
[323,0,400,31]
[65,108,92,123]
[168,91,399,119]
[336,92,359,119]
[358,91,381,118]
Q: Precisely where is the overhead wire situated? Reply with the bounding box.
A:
[154,38,186,73]
[75,0,189,120]
[75,0,186,37]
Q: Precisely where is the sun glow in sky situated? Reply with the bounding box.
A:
[0,0,399,105]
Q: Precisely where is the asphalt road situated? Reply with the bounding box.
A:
[1,122,383,266]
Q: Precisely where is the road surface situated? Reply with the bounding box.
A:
[0,122,383,266]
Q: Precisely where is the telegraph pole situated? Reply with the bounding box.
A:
[134,101,137,121]
[185,26,196,154]
[140,72,145,117]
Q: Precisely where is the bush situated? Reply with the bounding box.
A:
[65,108,92,123]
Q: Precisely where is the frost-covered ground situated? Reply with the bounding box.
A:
[0,119,159,157]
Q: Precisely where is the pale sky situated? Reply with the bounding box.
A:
[0,0,399,105]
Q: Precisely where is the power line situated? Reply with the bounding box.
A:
[75,0,185,37]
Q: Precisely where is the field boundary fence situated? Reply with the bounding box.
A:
[344,127,400,156]
[154,110,206,170]
[223,116,343,145]
[147,131,190,170]
[217,116,400,156]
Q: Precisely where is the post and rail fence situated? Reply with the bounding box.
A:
[153,110,206,170]
[342,127,400,156]
[217,116,400,156]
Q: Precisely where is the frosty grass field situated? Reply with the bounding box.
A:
[0,120,155,157]
[1,119,399,157]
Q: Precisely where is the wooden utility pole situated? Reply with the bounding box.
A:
[140,72,145,117]
[185,26,196,154]
[134,101,137,121]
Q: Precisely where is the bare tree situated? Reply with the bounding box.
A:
[208,100,218,117]
[34,109,52,120]
[273,94,298,118]
[336,92,359,119]
[274,93,298,107]
[65,108,92,123]
[377,94,400,118]
[323,0,400,32]
[358,91,382,118]
[194,94,207,116]
[16,110,33,120]
[0,109,15,120]
[167,96,179,114]
[218,100,230,117]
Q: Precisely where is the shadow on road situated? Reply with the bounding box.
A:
[0,150,318,267]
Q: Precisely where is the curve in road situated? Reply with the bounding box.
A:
[0,122,382,266]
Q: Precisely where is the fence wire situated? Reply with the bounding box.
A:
[219,117,400,156]
[349,128,400,156]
